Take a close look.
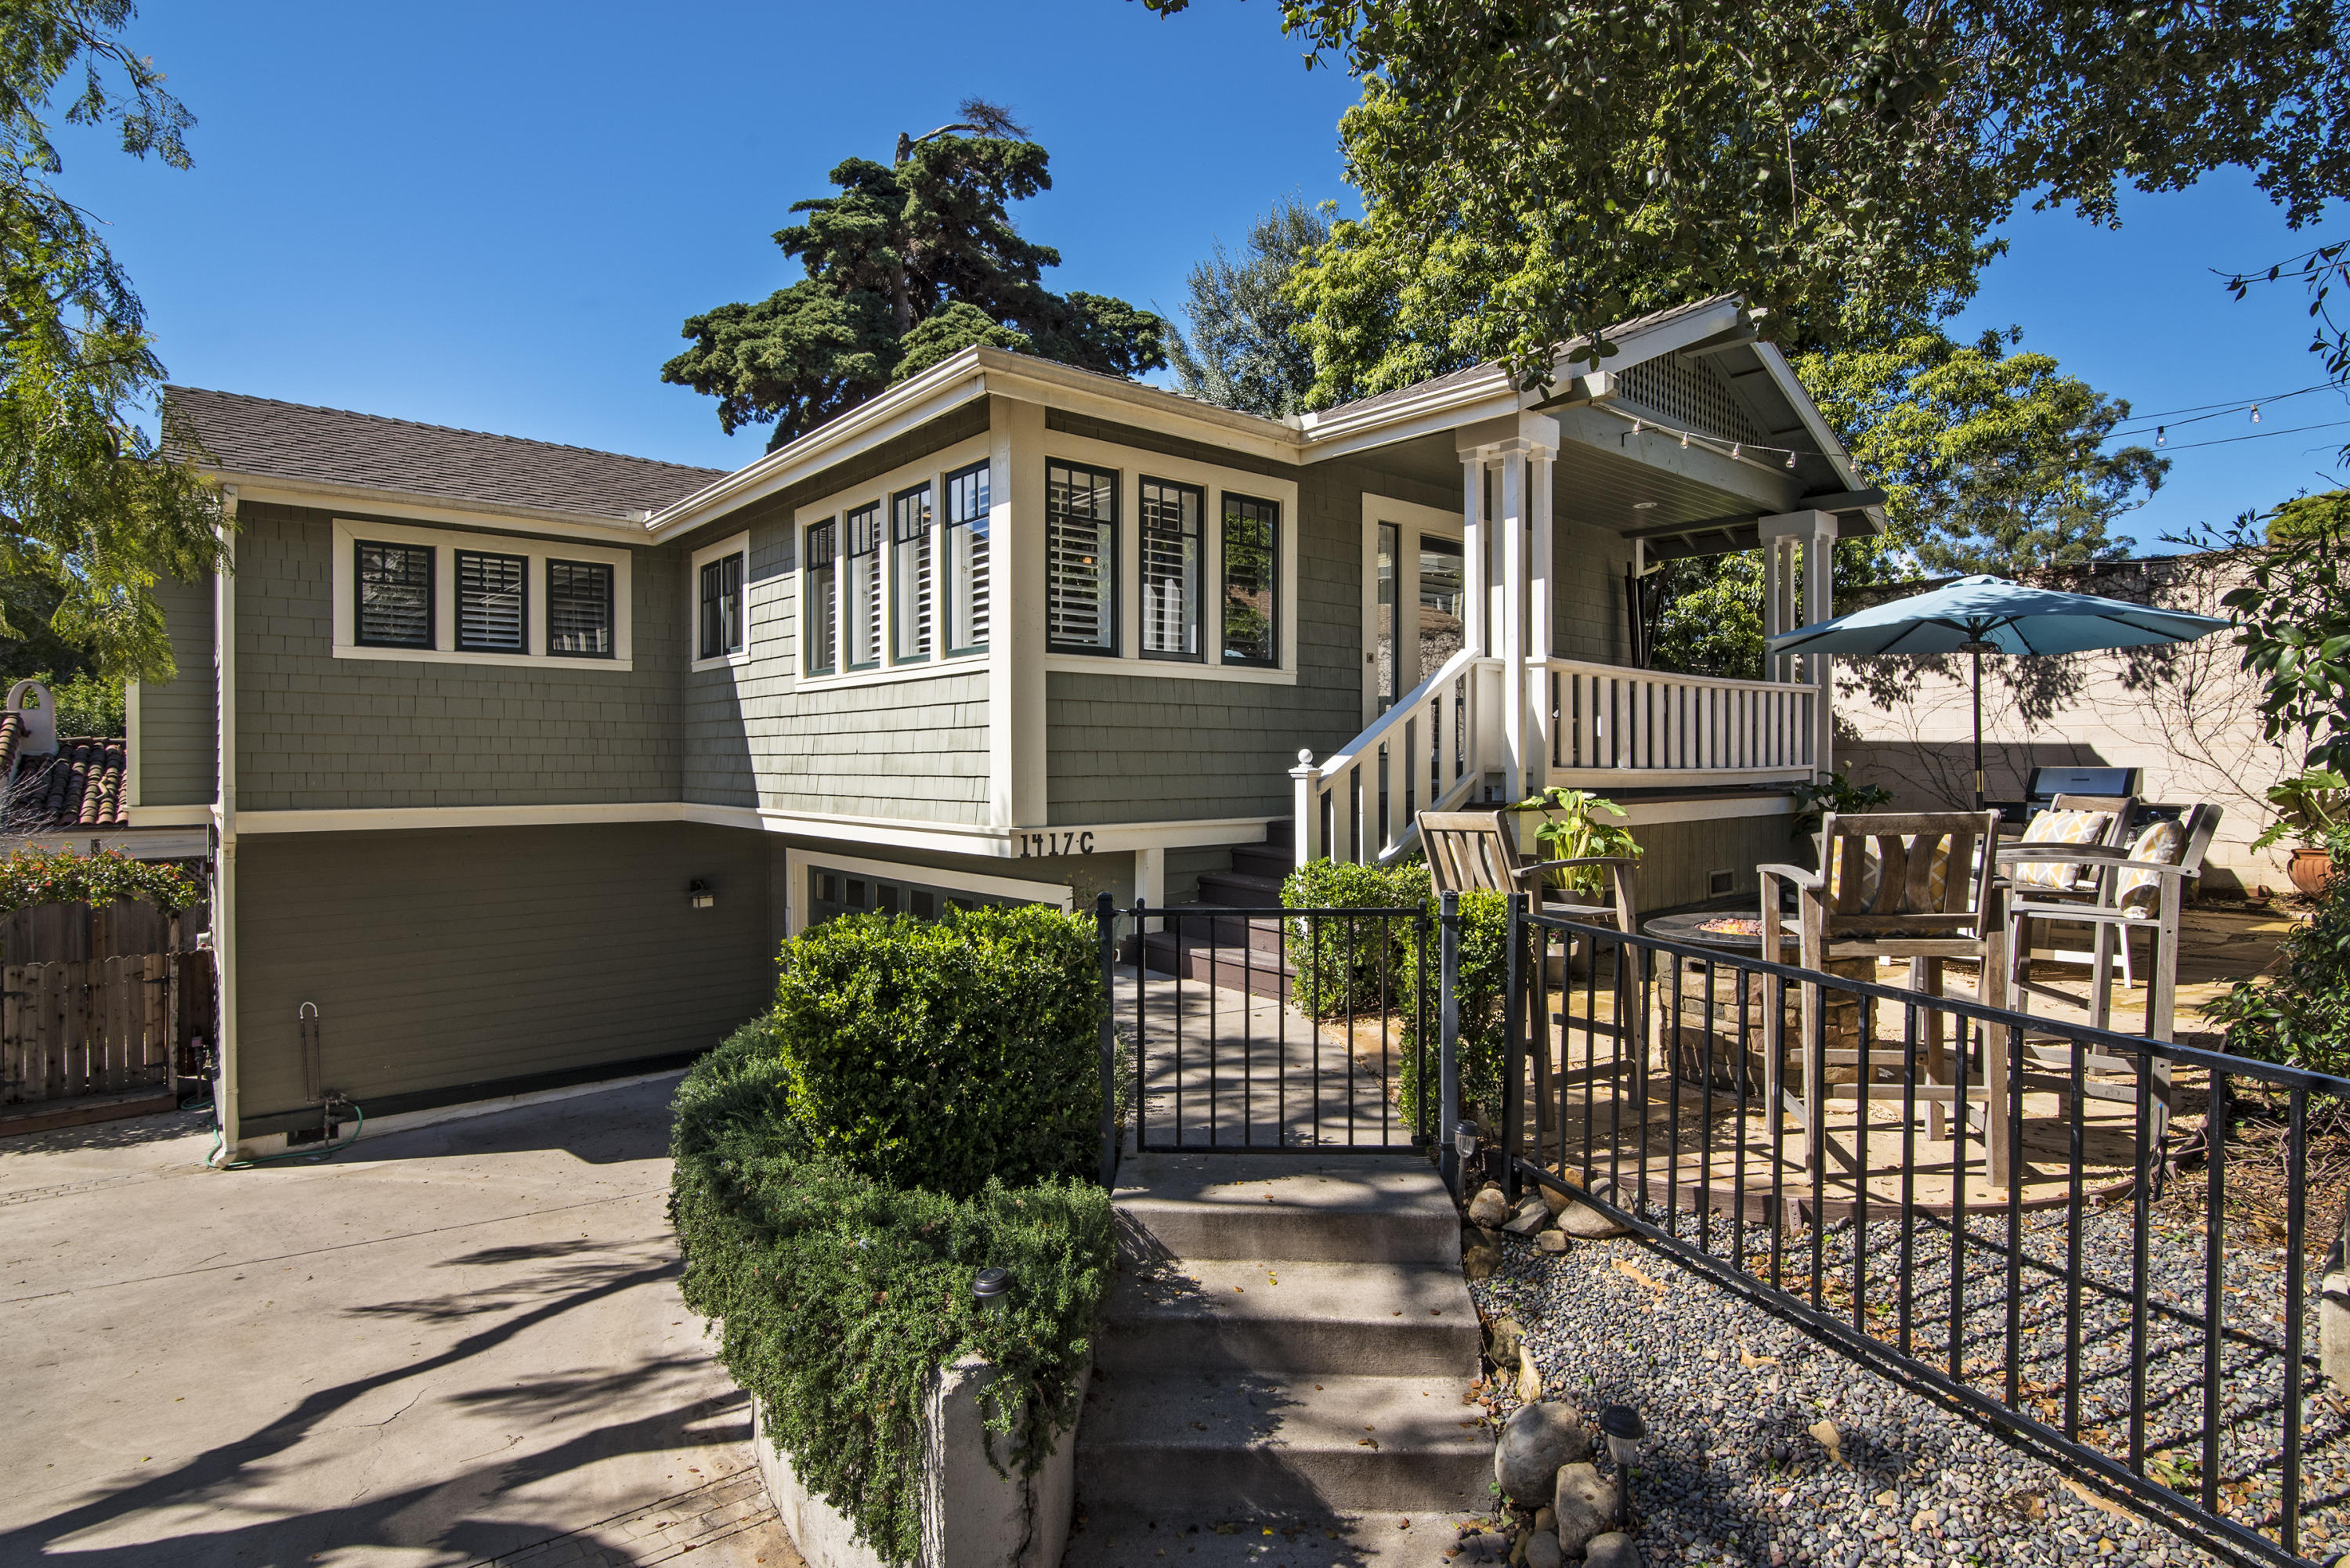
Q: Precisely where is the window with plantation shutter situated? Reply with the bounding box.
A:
[1222,493,1278,667]
[545,558,613,658]
[455,550,527,652]
[1047,461,1116,654]
[1138,476,1202,660]
[804,519,837,675]
[356,540,434,649]
[943,461,989,655]
[846,503,881,668]
[891,482,932,663]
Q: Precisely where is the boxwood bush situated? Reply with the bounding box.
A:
[670,906,1118,1566]
[772,904,1104,1197]
[1280,856,1430,1018]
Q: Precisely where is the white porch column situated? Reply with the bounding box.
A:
[1455,415,1560,804]
[1759,510,1839,775]
[1459,453,1487,656]
[989,397,1048,829]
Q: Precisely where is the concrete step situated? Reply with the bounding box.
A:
[1075,1369,1489,1514]
[1113,1153,1455,1265]
[1097,1258,1478,1377]
[1139,933,1295,1003]
[1062,1508,1475,1568]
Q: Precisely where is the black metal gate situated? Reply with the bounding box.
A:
[1094,894,1430,1158]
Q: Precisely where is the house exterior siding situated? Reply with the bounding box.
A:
[137,573,218,807]
[230,500,682,811]
[232,822,771,1127]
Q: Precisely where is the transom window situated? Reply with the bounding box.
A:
[699,550,744,660]
[356,540,434,649]
[1047,460,1117,655]
[546,559,614,658]
[1139,476,1203,660]
[1222,493,1279,667]
[455,549,527,653]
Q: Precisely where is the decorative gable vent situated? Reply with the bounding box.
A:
[1614,354,1766,448]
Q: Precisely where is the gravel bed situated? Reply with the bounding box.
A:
[1466,1198,2347,1568]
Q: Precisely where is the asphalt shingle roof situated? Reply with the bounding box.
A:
[164,386,728,520]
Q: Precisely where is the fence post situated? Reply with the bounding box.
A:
[1439,890,1462,1196]
[1096,891,1118,1191]
[1502,892,1526,1201]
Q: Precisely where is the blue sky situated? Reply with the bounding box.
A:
[62,1,2343,549]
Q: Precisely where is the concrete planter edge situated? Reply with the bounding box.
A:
[750,1353,1085,1568]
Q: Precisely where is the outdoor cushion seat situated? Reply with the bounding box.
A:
[2009,807,2117,892]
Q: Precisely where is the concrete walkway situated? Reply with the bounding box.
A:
[0,1077,801,1568]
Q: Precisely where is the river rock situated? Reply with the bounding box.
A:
[1468,1186,1512,1228]
[1536,1230,1569,1254]
[1494,1400,1591,1505]
[1582,1532,1640,1568]
[1552,1461,1614,1556]
[1489,1317,1524,1367]
[1524,1530,1562,1568]
[1502,1195,1552,1235]
[1517,1343,1542,1402]
[1555,1178,1631,1239]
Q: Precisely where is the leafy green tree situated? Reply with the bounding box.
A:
[663,101,1168,449]
[0,1,228,682]
[2267,486,2350,544]
[1142,0,2349,402]
[1167,194,1332,416]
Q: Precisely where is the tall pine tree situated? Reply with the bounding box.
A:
[663,101,1166,450]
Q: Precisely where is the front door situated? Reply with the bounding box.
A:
[1367,500,1466,724]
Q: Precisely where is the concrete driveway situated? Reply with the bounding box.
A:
[0,1076,803,1568]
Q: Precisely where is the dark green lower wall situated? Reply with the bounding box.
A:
[1629,811,1800,912]
[233,822,773,1130]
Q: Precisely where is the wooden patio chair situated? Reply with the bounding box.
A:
[1759,810,2014,1184]
[2000,803,2220,1147]
[1418,809,1642,1148]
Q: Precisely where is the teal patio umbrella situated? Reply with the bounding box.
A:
[1763,573,2229,808]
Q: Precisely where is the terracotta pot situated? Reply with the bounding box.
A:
[2289,846,2334,898]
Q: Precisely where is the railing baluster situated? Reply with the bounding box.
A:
[2282,1087,2307,1559]
[2066,1035,2086,1442]
[2200,1068,2226,1513]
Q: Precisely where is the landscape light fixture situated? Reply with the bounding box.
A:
[973,1267,1010,1317]
[1454,1119,1480,1162]
[1599,1404,1647,1524]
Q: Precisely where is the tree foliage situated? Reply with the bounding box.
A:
[1142,0,2350,402]
[663,102,1167,449]
[2177,504,2350,775]
[1167,194,1331,416]
[0,1,228,681]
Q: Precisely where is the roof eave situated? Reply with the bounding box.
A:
[203,469,656,538]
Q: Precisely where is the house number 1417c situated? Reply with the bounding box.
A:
[1018,831,1094,858]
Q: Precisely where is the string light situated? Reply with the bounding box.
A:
[2251,403,2261,424]
[1631,419,1643,435]
[2156,426,2166,447]
[1680,432,1690,448]
[1730,443,1741,459]
[1784,450,1796,468]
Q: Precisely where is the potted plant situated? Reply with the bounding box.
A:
[2251,767,2348,896]
[1787,771,1896,869]
[1509,787,1643,896]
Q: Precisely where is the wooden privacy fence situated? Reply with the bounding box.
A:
[2,954,177,1104]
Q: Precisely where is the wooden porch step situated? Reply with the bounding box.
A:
[1140,930,1297,1002]
[1157,903,1289,956]
[1196,869,1286,907]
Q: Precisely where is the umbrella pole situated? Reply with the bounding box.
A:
[1972,647,1985,811]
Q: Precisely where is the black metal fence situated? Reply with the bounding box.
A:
[1094,894,1430,1157]
[1496,896,2346,1568]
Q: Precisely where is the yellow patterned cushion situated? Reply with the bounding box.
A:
[2116,818,2186,916]
[2012,809,2114,891]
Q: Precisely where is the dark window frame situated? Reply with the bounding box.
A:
[354,540,436,649]
[844,502,883,670]
[698,547,745,661]
[1220,493,1281,669]
[890,481,933,666]
[544,558,616,659]
[942,460,990,656]
[1137,475,1206,663]
[454,547,530,654]
[804,518,839,676]
[1046,459,1119,657]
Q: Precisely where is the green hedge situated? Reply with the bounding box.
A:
[772,905,1104,1198]
[670,905,1119,1566]
[2204,826,2350,1081]
[1280,857,1430,1018]
[1395,887,1513,1132]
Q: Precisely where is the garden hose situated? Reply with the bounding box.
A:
[206,1099,365,1169]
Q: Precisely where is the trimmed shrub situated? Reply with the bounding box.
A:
[671,1019,1114,1566]
[1396,887,1513,1133]
[2204,826,2350,1082]
[1281,856,1430,1018]
[772,905,1104,1197]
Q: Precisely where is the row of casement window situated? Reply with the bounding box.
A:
[782,459,1281,677]
[356,543,615,657]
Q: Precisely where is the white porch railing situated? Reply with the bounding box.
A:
[1292,654,1819,868]
[1291,647,1486,868]
[1544,658,1816,779]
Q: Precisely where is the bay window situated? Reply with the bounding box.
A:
[1047,460,1116,654]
